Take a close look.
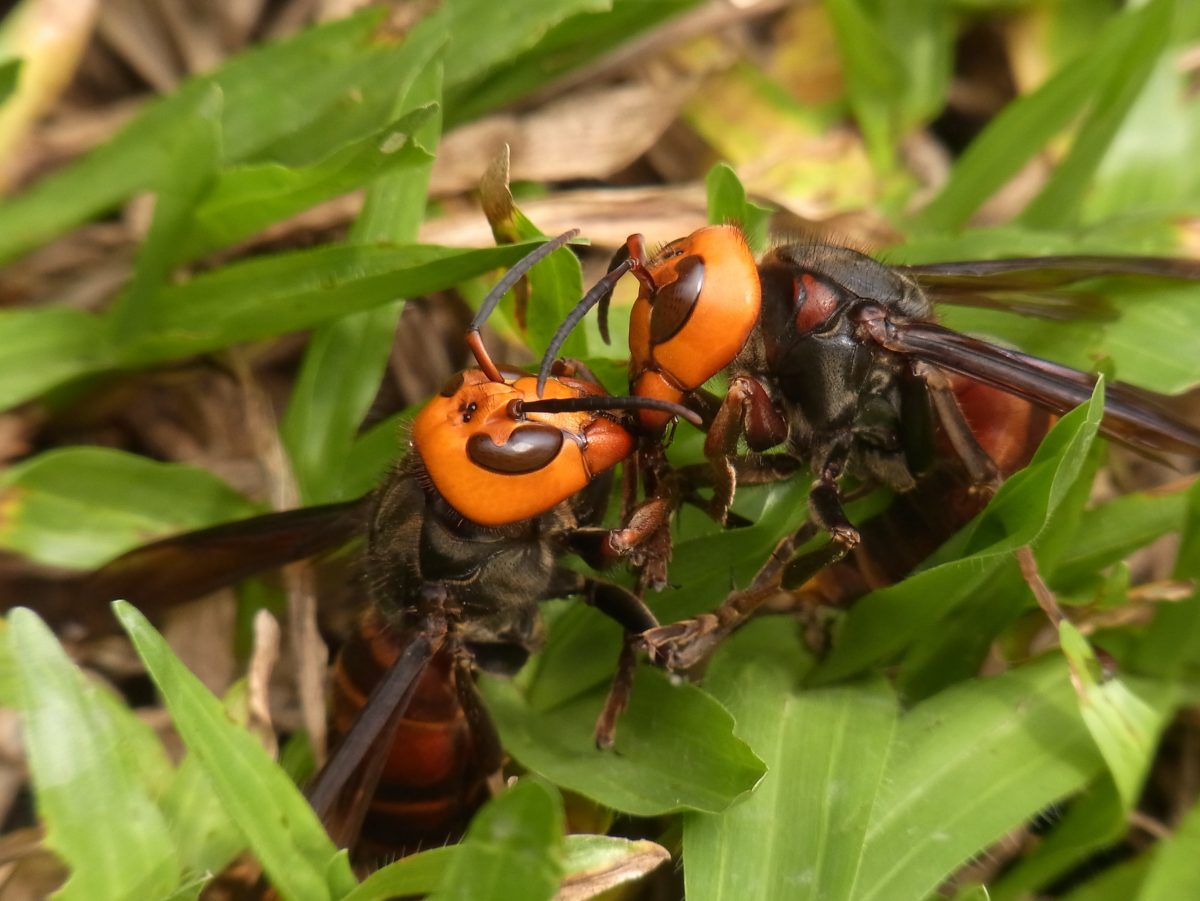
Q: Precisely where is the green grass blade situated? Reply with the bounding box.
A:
[282,52,444,503]
[114,602,343,901]
[917,17,1124,231]
[442,0,610,122]
[9,608,180,900]
[1136,793,1200,900]
[110,85,223,342]
[0,307,113,410]
[1020,0,1173,229]
[854,657,1107,900]
[175,104,435,265]
[126,242,545,364]
[0,11,386,263]
[1059,621,1174,809]
[813,384,1104,683]
[0,447,256,568]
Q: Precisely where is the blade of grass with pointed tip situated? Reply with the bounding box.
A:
[346,833,659,901]
[175,104,436,266]
[917,7,1136,232]
[9,608,180,900]
[813,384,1103,683]
[429,780,564,901]
[556,836,670,900]
[114,602,350,901]
[0,241,548,411]
[482,666,764,817]
[823,0,908,168]
[706,163,772,254]
[1059,621,1175,809]
[126,241,546,363]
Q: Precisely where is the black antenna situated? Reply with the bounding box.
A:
[465,229,580,383]
[535,256,636,396]
[515,394,702,427]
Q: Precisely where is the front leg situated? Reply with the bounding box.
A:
[703,376,788,524]
[641,446,861,672]
[640,520,819,672]
[550,569,662,747]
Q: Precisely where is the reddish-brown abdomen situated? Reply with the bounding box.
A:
[329,610,492,857]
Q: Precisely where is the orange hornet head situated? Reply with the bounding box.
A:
[412,371,635,527]
[626,225,761,430]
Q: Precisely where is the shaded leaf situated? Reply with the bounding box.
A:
[430,779,564,901]
[482,666,765,817]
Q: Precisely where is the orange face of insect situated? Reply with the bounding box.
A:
[411,370,635,527]
[626,225,761,430]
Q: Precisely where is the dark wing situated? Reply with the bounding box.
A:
[307,623,444,848]
[83,498,369,621]
[900,256,1200,321]
[863,319,1200,457]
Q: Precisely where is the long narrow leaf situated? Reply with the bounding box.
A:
[114,602,348,901]
[9,609,179,900]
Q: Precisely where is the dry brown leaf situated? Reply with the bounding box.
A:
[430,81,697,195]
[554,839,671,901]
[96,0,182,92]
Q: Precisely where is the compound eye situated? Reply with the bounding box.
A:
[792,273,842,334]
[466,424,564,474]
[649,254,705,345]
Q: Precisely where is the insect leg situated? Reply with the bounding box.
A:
[703,376,788,523]
[640,521,819,673]
[807,451,862,555]
[915,361,1002,490]
[552,570,664,748]
[593,635,638,749]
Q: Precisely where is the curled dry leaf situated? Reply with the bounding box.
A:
[555,838,671,901]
